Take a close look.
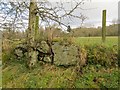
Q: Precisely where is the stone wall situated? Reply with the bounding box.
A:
[14,40,87,67]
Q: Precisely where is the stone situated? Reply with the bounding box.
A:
[14,44,28,60]
[52,42,79,66]
[39,41,50,53]
[14,48,24,59]
[44,56,51,62]
[28,50,38,69]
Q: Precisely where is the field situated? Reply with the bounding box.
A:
[75,36,118,47]
[2,36,119,88]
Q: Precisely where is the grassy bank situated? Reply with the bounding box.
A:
[2,36,118,88]
[2,61,118,88]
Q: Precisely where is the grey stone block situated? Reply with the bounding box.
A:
[52,43,79,66]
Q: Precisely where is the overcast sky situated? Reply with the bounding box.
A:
[80,0,119,28]
[48,0,119,2]
[55,0,119,28]
[45,0,119,28]
[0,0,119,30]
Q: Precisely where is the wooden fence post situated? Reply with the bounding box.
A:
[102,10,106,43]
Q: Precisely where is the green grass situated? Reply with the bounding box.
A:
[2,36,119,88]
[75,36,118,47]
[2,62,77,88]
[0,61,1,88]
[0,68,2,88]
[75,65,118,88]
[2,61,118,88]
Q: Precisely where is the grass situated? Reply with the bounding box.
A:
[75,36,118,47]
[2,61,118,88]
[2,36,119,88]
[75,65,118,88]
[0,67,1,88]
[2,61,77,88]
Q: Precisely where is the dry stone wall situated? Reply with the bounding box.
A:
[14,41,85,67]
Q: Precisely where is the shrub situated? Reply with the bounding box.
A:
[52,37,61,42]
[2,49,15,64]
[86,45,118,67]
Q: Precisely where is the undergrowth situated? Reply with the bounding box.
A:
[2,37,118,88]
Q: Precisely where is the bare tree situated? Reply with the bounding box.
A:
[0,0,88,68]
[0,0,88,29]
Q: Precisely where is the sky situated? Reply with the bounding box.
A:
[43,0,119,28]
[48,0,119,2]
[79,0,119,28]
[0,0,119,31]
[56,0,119,28]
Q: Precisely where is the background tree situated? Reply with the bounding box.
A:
[0,0,89,68]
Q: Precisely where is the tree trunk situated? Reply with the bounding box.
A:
[35,14,39,41]
[27,0,38,69]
